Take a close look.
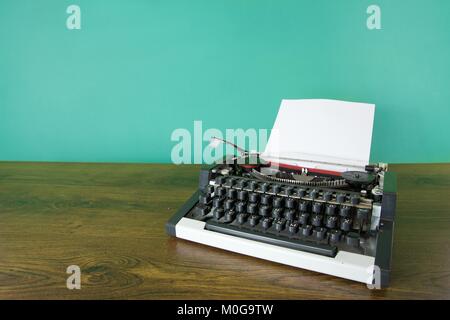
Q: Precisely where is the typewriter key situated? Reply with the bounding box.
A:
[198,206,210,215]
[296,188,306,197]
[260,194,272,206]
[288,222,299,234]
[225,177,236,187]
[310,189,319,199]
[329,229,342,242]
[356,208,370,220]
[311,214,323,227]
[350,195,360,205]
[235,201,246,213]
[215,186,226,197]
[285,209,296,221]
[199,193,211,205]
[259,205,271,217]
[212,197,224,208]
[213,208,224,219]
[340,218,353,231]
[325,215,338,229]
[323,191,333,201]
[237,213,248,224]
[346,232,360,247]
[283,186,294,196]
[227,188,237,199]
[300,225,312,237]
[271,184,281,194]
[224,210,235,223]
[260,183,270,192]
[298,200,310,212]
[261,217,272,229]
[236,179,247,188]
[336,193,346,203]
[285,198,296,209]
[299,212,310,225]
[249,215,260,226]
[272,207,283,219]
[237,190,247,201]
[248,180,259,191]
[312,202,323,214]
[274,219,286,232]
[339,205,352,217]
[273,197,284,208]
[215,176,225,185]
[247,203,258,214]
[224,199,235,210]
[313,227,327,240]
[249,192,259,203]
[206,185,215,194]
[325,204,337,215]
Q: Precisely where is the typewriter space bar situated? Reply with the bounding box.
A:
[205,221,337,257]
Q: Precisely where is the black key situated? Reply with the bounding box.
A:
[357,208,370,220]
[299,225,313,237]
[215,176,225,185]
[261,217,272,229]
[212,197,224,208]
[260,194,272,206]
[312,202,322,214]
[249,192,259,203]
[350,195,360,205]
[284,209,296,221]
[288,221,299,234]
[271,184,281,194]
[213,208,224,219]
[336,193,346,203]
[310,189,319,199]
[248,180,259,191]
[199,193,210,205]
[313,227,327,240]
[225,177,236,187]
[311,214,323,227]
[237,213,248,224]
[235,201,246,213]
[346,232,360,247]
[298,212,310,225]
[205,220,337,257]
[198,205,210,215]
[224,199,235,210]
[249,215,260,226]
[329,229,342,242]
[237,190,247,201]
[296,188,306,197]
[339,205,352,217]
[325,204,337,215]
[285,198,296,209]
[236,179,247,189]
[274,219,286,232]
[299,200,310,212]
[227,188,237,199]
[215,186,226,197]
[323,191,333,201]
[260,183,270,192]
[340,217,353,231]
[223,210,235,223]
[247,202,258,214]
[283,186,294,196]
[325,215,338,229]
[206,185,215,194]
[259,205,271,217]
[272,207,284,219]
[273,196,284,208]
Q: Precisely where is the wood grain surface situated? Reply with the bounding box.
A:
[0,162,449,299]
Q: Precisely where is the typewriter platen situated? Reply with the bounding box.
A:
[166,99,396,287]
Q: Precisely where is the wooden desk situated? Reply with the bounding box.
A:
[0,162,448,299]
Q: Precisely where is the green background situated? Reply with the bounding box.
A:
[1,0,449,163]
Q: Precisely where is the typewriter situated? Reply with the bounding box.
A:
[166,99,396,288]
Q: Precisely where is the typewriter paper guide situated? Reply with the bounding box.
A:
[261,99,375,172]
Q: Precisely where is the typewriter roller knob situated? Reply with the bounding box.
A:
[311,214,323,227]
[340,218,353,231]
[323,191,333,201]
[227,188,237,199]
[350,195,360,205]
[336,193,346,203]
[312,202,323,214]
[299,212,310,225]
[249,215,260,226]
[237,190,247,201]
[273,197,284,208]
[346,232,360,247]
[325,204,337,215]
[300,225,312,237]
[313,227,327,240]
[247,203,258,214]
[330,229,342,242]
[259,205,271,217]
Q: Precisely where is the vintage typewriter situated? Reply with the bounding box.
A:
[166,99,396,287]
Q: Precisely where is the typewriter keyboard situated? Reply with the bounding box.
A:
[188,176,375,257]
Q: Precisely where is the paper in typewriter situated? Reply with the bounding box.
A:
[261,99,375,172]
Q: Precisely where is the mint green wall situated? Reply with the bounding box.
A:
[1,0,449,163]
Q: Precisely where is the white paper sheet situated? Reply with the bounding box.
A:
[261,99,375,172]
